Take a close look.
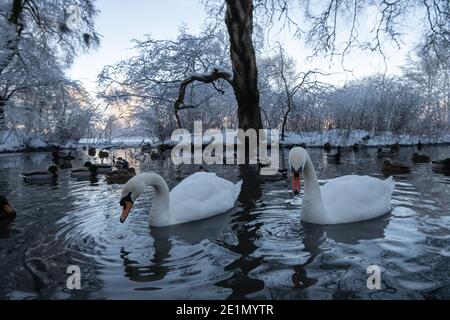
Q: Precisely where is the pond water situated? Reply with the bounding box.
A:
[0,145,449,299]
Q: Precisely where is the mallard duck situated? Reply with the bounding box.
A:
[327,146,342,161]
[105,167,136,184]
[411,153,431,163]
[324,142,332,152]
[70,161,98,178]
[417,141,423,151]
[59,159,73,169]
[259,168,288,180]
[92,163,112,174]
[377,147,396,158]
[113,157,129,169]
[390,142,400,152]
[382,158,411,174]
[432,158,450,175]
[0,196,16,221]
[20,166,58,182]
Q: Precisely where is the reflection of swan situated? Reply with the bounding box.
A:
[291,216,389,289]
[119,172,242,227]
[120,211,240,284]
[289,147,394,225]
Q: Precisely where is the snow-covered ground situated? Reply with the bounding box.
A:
[2,130,450,153]
[281,130,450,147]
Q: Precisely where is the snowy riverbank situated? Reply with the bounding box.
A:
[2,130,450,153]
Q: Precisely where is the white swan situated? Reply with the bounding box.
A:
[289,147,394,225]
[119,172,242,227]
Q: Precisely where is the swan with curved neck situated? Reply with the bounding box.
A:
[119,172,242,227]
[289,147,394,225]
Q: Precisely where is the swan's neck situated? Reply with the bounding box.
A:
[140,173,171,226]
[302,154,328,223]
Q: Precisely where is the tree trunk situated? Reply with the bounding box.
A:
[0,0,24,75]
[225,0,263,131]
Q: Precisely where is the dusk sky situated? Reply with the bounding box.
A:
[69,0,419,95]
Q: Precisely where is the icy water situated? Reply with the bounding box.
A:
[0,145,449,300]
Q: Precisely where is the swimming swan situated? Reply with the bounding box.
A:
[119,172,242,227]
[289,147,395,225]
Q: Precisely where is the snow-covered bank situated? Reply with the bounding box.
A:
[281,130,450,147]
[0,132,78,153]
[79,130,450,149]
[2,130,450,153]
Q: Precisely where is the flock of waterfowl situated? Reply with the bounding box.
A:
[320,140,449,176]
[19,148,136,184]
[1,141,450,226]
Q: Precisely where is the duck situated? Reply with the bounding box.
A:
[411,153,431,163]
[390,142,400,152]
[20,165,58,183]
[327,146,342,161]
[432,158,450,175]
[106,167,136,184]
[377,147,396,158]
[92,163,112,174]
[382,158,411,174]
[70,161,98,178]
[0,196,16,221]
[119,172,242,227]
[352,143,359,152]
[59,159,73,169]
[417,141,423,151]
[259,167,288,181]
[324,142,331,152]
[113,157,129,169]
[288,147,394,225]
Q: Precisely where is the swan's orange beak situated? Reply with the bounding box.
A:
[120,201,133,223]
[292,175,301,195]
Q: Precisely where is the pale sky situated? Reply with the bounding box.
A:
[69,0,419,95]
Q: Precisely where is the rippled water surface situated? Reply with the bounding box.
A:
[1,145,450,299]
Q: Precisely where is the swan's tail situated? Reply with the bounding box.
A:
[385,176,395,194]
[234,180,243,202]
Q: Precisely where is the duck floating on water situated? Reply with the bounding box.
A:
[106,167,136,184]
[411,153,431,163]
[327,146,342,162]
[0,196,16,221]
[377,147,396,158]
[113,157,129,169]
[432,158,450,175]
[70,161,97,178]
[382,158,411,175]
[20,166,58,183]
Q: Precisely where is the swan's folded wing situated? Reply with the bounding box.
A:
[321,175,394,224]
[169,172,240,224]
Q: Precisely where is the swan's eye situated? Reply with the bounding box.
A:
[120,192,133,207]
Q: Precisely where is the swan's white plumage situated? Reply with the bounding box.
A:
[289,147,395,225]
[320,175,394,224]
[122,171,242,227]
[169,172,242,225]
